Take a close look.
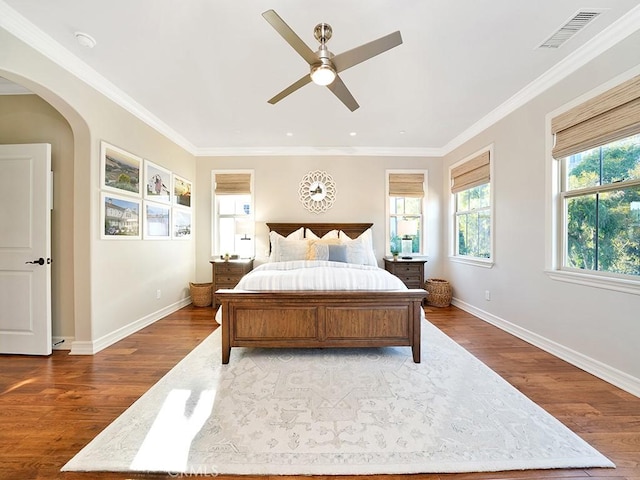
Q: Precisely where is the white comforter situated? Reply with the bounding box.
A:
[235,260,407,291]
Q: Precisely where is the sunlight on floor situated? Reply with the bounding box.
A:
[130,389,215,471]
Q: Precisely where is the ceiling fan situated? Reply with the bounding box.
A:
[262,9,403,112]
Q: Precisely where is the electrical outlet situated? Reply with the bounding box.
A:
[485,290,491,301]
[156,289,161,299]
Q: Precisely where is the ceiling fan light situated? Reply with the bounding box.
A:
[311,64,336,86]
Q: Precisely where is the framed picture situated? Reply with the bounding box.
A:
[173,174,192,208]
[101,192,141,239]
[144,160,172,204]
[100,141,142,197]
[143,201,171,240]
[172,208,192,240]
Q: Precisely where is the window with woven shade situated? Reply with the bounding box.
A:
[212,170,254,258]
[387,171,426,257]
[552,74,640,280]
[450,148,492,263]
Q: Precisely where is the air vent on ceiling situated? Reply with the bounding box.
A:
[538,10,603,49]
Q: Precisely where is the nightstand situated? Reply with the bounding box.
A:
[383,257,427,289]
[210,258,254,307]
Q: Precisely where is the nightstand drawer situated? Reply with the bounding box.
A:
[215,263,245,275]
[397,273,422,286]
[394,265,419,274]
[215,273,243,282]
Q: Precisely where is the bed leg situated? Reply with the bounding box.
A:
[221,301,230,364]
[412,300,422,363]
[222,345,230,364]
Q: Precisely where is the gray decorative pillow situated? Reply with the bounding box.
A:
[328,244,348,263]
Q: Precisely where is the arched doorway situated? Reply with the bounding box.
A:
[0,70,92,347]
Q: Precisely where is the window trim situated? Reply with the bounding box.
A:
[545,66,640,295]
[385,169,428,257]
[449,145,495,267]
[211,169,255,257]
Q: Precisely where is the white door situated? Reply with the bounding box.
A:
[0,144,52,355]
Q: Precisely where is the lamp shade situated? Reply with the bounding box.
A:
[235,220,252,238]
[397,220,417,238]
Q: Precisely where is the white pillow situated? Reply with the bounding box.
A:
[274,237,310,262]
[306,228,339,240]
[269,227,304,262]
[339,229,377,266]
[343,240,368,265]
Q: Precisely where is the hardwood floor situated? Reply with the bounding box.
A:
[1,304,638,480]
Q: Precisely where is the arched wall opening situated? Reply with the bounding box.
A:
[0,69,92,345]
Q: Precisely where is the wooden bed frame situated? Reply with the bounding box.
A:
[216,223,426,364]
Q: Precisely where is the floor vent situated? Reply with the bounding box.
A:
[538,10,603,49]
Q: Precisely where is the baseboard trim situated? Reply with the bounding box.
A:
[450,298,640,398]
[69,298,193,355]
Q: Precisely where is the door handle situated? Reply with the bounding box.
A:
[26,257,46,265]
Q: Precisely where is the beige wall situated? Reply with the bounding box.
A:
[195,156,444,282]
[0,94,75,339]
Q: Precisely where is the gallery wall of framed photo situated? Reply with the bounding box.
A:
[100,140,192,241]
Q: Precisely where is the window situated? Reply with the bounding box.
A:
[451,148,492,263]
[212,171,254,258]
[551,74,640,283]
[560,135,640,277]
[387,171,426,256]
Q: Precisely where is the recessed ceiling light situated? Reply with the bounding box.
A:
[74,32,96,48]
[399,130,406,135]
[349,132,357,136]
[286,132,293,137]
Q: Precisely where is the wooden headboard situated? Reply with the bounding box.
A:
[266,222,373,239]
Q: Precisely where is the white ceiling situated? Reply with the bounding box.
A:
[2,0,640,156]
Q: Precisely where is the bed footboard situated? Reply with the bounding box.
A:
[216,289,426,364]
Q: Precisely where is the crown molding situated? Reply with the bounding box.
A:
[441,4,640,156]
[194,146,445,157]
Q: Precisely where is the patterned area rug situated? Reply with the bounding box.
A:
[63,320,614,475]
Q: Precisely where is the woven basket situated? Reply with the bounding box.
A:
[425,278,452,307]
[189,282,212,307]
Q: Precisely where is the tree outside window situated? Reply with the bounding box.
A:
[455,183,491,258]
[562,134,640,277]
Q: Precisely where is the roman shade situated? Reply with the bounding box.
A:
[214,173,251,195]
[389,173,425,197]
[451,150,490,194]
[552,74,640,159]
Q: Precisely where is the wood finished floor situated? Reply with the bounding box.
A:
[0,305,638,480]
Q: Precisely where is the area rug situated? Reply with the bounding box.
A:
[62,320,614,476]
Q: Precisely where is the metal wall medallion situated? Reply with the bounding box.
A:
[298,170,336,213]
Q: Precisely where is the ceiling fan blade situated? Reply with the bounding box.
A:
[268,74,312,105]
[262,10,318,66]
[332,31,402,73]
[326,75,359,112]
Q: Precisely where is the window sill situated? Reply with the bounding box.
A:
[449,256,494,269]
[545,269,640,296]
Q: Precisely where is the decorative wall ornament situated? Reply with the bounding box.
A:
[298,170,336,213]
